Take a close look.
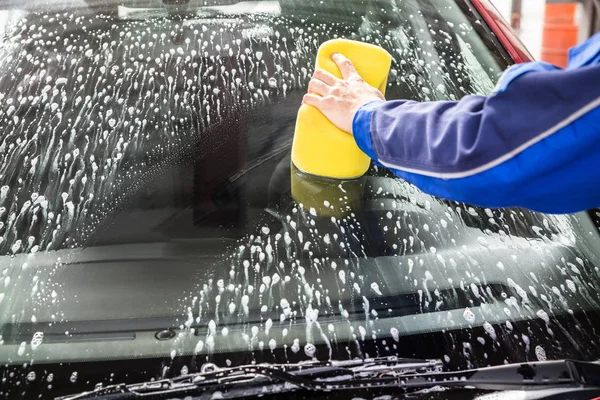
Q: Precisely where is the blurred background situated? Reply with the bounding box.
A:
[491,0,600,65]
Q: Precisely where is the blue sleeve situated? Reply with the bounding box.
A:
[352,32,600,214]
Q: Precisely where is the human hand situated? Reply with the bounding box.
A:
[302,53,385,134]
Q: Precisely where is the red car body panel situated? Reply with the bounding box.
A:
[471,0,534,63]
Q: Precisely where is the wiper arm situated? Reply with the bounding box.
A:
[58,358,600,400]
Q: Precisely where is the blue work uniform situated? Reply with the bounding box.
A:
[352,32,600,214]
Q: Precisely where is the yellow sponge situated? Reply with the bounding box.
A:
[291,39,392,179]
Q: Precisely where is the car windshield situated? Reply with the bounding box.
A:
[1,0,600,398]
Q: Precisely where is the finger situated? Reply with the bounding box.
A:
[313,68,338,86]
[302,93,323,109]
[307,78,330,96]
[331,53,359,80]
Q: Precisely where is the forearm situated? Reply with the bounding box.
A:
[352,63,600,213]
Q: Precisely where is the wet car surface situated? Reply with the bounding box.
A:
[0,1,600,399]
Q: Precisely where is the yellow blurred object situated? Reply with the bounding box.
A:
[291,39,392,180]
[290,163,365,218]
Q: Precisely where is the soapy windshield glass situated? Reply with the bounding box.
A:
[1,0,600,398]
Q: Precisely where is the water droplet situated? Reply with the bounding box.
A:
[536,309,550,324]
[390,327,400,342]
[358,326,366,341]
[17,341,26,356]
[463,307,476,324]
[265,318,273,335]
[304,343,316,357]
[482,322,497,340]
[291,339,300,353]
[535,345,547,361]
[31,332,43,350]
[477,237,489,248]
[194,340,204,354]
[370,282,382,296]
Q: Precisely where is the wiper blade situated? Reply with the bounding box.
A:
[58,356,441,399]
[58,358,600,400]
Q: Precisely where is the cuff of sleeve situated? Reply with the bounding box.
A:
[352,100,384,161]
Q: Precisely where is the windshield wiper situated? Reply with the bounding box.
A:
[58,358,600,400]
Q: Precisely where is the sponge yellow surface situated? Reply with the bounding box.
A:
[290,164,366,217]
[291,39,392,179]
